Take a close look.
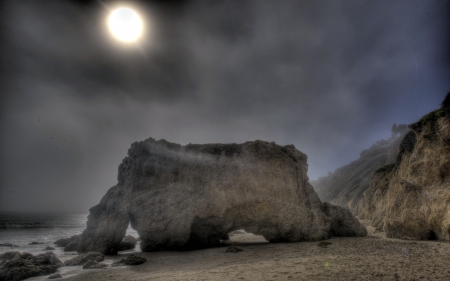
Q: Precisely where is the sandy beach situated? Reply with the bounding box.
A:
[61,220,450,281]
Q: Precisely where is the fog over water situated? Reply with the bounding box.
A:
[0,0,449,213]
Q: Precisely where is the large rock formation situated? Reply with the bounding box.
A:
[360,95,450,241]
[78,139,366,254]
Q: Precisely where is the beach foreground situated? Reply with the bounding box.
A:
[63,220,450,281]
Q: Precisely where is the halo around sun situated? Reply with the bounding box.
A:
[108,7,143,43]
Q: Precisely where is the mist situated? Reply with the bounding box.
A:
[0,0,449,213]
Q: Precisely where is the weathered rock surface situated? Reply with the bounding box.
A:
[311,130,408,215]
[312,94,450,242]
[322,202,367,237]
[111,255,146,266]
[118,235,137,251]
[64,252,104,266]
[78,139,366,254]
[360,95,450,241]
[54,235,80,251]
[0,251,63,281]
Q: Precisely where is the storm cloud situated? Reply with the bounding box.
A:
[0,0,449,212]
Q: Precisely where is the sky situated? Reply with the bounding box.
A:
[0,0,449,213]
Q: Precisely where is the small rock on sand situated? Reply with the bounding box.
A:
[29,242,45,245]
[317,242,332,248]
[112,255,147,266]
[226,246,243,253]
[43,246,55,251]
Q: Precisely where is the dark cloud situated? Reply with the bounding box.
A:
[0,0,449,212]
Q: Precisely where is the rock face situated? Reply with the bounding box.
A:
[78,139,366,254]
[312,94,450,242]
[54,235,80,252]
[0,251,63,281]
[311,130,408,215]
[360,98,450,241]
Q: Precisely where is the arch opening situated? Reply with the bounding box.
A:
[221,229,268,245]
[427,230,437,241]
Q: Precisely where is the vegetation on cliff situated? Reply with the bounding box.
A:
[315,92,450,241]
[311,124,408,213]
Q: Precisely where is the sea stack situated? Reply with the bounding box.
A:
[78,139,366,254]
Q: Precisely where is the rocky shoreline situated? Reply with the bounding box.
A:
[0,235,142,281]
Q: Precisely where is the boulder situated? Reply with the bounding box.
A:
[28,242,45,245]
[322,202,367,237]
[48,273,63,279]
[112,255,146,266]
[0,251,63,281]
[43,246,55,251]
[118,235,137,251]
[78,139,366,254]
[0,252,33,266]
[64,252,104,266]
[82,260,108,269]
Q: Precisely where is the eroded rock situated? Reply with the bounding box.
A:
[78,139,366,254]
[54,235,80,248]
[360,95,450,241]
[0,251,63,281]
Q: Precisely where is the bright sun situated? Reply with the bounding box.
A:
[108,7,143,43]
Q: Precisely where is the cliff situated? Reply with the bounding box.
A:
[360,96,450,241]
[311,132,406,214]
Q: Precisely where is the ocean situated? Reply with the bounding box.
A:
[0,212,140,280]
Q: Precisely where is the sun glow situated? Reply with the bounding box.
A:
[108,7,143,43]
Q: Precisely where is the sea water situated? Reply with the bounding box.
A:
[0,212,140,280]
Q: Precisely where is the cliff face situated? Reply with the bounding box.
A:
[78,139,366,254]
[360,104,450,241]
[311,135,408,214]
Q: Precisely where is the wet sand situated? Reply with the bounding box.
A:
[63,221,450,281]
